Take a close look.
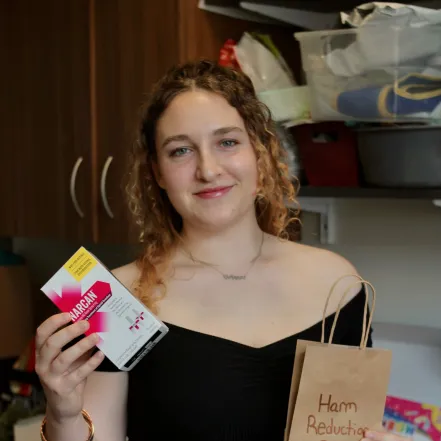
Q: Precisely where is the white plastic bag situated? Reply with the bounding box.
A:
[327,2,441,77]
[234,32,295,93]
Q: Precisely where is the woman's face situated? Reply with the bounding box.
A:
[154,89,258,231]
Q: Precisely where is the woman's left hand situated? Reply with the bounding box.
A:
[363,430,410,441]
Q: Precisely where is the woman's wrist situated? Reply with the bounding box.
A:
[43,409,92,441]
[45,406,83,427]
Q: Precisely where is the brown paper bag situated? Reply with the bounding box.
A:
[285,275,392,441]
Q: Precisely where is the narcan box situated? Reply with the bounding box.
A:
[41,246,168,371]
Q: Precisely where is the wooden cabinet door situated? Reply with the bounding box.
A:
[0,1,21,236]
[93,0,179,243]
[13,0,93,242]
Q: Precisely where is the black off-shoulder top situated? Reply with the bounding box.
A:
[95,288,372,441]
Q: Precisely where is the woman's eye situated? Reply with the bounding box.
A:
[170,147,191,157]
[220,139,238,148]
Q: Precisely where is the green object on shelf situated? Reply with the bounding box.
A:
[344,121,358,127]
[0,251,25,266]
[0,398,45,441]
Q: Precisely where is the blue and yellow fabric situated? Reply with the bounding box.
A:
[335,73,441,119]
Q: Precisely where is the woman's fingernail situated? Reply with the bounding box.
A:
[365,431,377,439]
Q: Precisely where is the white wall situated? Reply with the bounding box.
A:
[373,336,441,407]
[301,198,441,329]
[302,198,441,407]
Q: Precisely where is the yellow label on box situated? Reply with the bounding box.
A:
[63,247,97,281]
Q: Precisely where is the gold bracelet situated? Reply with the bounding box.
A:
[40,409,94,441]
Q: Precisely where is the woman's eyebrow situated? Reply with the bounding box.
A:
[161,126,243,148]
[161,134,191,149]
[212,126,243,136]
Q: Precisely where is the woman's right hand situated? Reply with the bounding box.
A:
[35,313,105,424]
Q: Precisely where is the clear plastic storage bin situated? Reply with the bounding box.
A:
[257,86,310,123]
[295,26,441,122]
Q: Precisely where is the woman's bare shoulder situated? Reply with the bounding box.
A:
[111,261,141,292]
[272,237,363,304]
[290,241,357,274]
[271,236,356,272]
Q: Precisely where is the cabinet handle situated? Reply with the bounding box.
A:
[100,156,114,219]
[70,157,85,218]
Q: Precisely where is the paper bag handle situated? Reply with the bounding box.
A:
[321,274,376,350]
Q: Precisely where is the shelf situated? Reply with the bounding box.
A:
[372,322,441,347]
[297,186,441,200]
[199,0,282,24]
[202,1,441,30]
[240,1,385,13]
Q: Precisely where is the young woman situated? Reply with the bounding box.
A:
[35,60,406,441]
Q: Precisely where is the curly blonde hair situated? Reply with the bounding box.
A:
[125,59,299,311]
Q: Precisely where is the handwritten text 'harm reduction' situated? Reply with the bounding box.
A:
[306,394,369,439]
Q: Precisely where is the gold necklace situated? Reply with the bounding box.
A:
[182,232,264,281]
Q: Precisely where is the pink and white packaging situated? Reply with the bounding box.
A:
[41,247,168,371]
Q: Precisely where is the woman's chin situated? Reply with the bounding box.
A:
[186,210,243,232]
[179,199,256,232]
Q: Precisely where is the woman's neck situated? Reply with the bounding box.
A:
[180,213,264,267]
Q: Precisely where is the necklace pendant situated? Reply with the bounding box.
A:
[223,274,246,281]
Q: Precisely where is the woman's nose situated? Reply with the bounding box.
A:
[196,150,222,182]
